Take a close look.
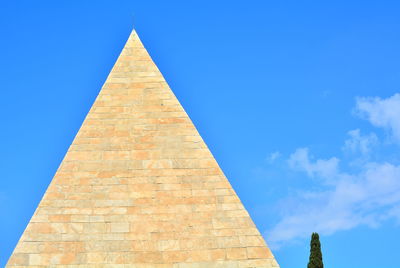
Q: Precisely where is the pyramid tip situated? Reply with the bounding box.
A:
[130,28,138,38]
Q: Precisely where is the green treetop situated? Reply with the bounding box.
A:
[307,232,323,268]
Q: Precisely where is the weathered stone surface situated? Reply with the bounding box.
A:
[7,30,279,267]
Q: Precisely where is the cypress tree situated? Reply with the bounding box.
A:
[307,232,323,268]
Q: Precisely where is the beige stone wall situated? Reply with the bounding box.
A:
[7,30,279,268]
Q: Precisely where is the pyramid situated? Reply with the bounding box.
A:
[7,30,279,268]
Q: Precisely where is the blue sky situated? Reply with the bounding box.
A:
[1,1,400,267]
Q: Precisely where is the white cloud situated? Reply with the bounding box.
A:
[356,93,400,142]
[343,129,378,155]
[267,151,281,163]
[264,93,400,249]
[288,148,339,181]
[267,155,400,249]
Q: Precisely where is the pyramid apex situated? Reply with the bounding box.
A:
[122,28,144,49]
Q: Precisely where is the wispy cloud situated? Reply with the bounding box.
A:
[288,148,339,181]
[343,129,378,155]
[356,93,400,142]
[266,93,400,249]
[267,151,281,163]
[267,157,400,249]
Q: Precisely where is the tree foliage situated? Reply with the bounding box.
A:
[307,232,323,268]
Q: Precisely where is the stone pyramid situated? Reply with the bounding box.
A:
[7,30,279,268]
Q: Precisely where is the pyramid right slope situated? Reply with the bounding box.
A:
[8,30,280,268]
